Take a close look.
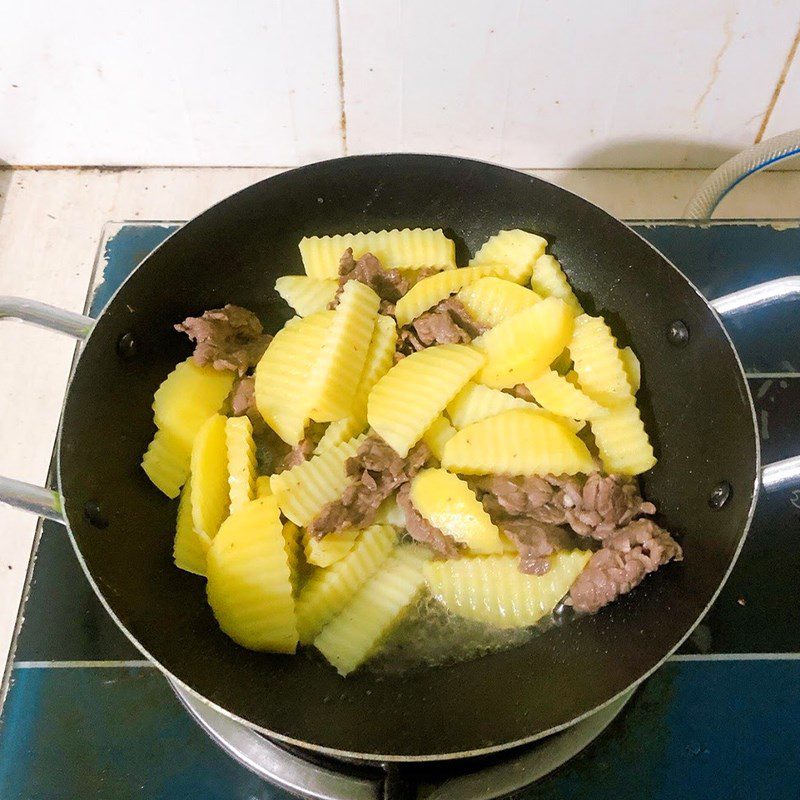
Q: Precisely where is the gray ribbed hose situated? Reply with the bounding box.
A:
[685,129,800,219]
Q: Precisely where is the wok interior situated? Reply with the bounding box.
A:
[59,156,757,759]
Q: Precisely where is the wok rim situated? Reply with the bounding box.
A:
[53,154,761,761]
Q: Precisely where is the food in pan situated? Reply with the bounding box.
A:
[141,227,682,675]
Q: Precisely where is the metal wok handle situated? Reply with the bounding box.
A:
[0,297,95,521]
[710,279,800,490]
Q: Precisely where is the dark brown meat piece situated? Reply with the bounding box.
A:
[562,473,656,540]
[307,436,431,537]
[275,423,328,474]
[396,484,462,558]
[175,304,271,376]
[569,520,683,613]
[227,375,268,434]
[506,383,535,402]
[499,518,577,575]
[396,297,488,357]
[473,473,655,539]
[332,249,410,315]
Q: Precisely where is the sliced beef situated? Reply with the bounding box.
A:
[332,249,410,315]
[568,520,683,613]
[499,518,576,575]
[275,423,328,474]
[175,304,271,376]
[473,473,655,539]
[506,383,535,403]
[396,483,462,558]
[562,473,656,540]
[307,436,431,537]
[396,298,488,358]
[227,375,268,434]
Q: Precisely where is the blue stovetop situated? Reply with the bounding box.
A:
[1,221,799,800]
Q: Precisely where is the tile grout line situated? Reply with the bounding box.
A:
[334,0,348,156]
[755,21,800,143]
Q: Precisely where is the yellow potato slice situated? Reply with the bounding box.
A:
[457,276,541,327]
[296,524,397,644]
[255,475,273,498]
[206,496,297,653]
[299,229,456,279]
[314,544,432,675]
[441,408,595,476]
[470,230,548,283]
[255,311,333,444]
[447,381,534,429]
[271,434,366,527]
[471,297,574,388]
[225,416,257,514]
[282,521,305,595]
[303,528,360,568]
[530,254,583,315]
[421,414,457,461]
[394,264,526,327]
[590,400,656,475]
[308,280,380,422]
[525,369,609,421]
[142,427,191,499]
[568,314,632,407]
[424,550,591,628]
[190,414,230,539]
[410,468,503,554]
[275,275,338,317]
[173,478,211,576]
[367,343,485,457]
[619,346,641,393]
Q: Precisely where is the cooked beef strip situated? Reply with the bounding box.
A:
[275,422,328,474]
[396,483,462,558]
[307,436,431,537]
[227,374,268,435]
[506,383,535,402]
[569,519,683,613]
[499,517,576,575]
[395,297,488,358]
[332,249,410,315]
[175,304,271,376]
[472,473,655,540]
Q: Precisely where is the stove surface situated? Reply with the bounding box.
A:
[1,221,799,799]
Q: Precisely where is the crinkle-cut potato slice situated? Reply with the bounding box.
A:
[316,315,397,454]
[457,276,541,327]
[447,381,534,429]
[568,314,632,407]
[410,469,503,554]
[308,280,380,422]
[471,297,574,389]
[530,254,583,315]
[255,475,273,498]
[173,479,211,576]
[282,522,305,594]
[299,229,456,279]
[422,414,457,461]
[367,344,485,457]
[255,311,333,444]
[271,434,366,527]
[424,550,591,629]
[303,527,360,568]
[375,495,406,528]
[469,230,548,283]
[314,544,433,675]
[152,358,235,451]
[590,400,656,475]
[275,275,338,317]
[525,369,609,421]
[394,264,527,327]
[190,414,230,539]
[142,428,190,499]
[225,416,257,514]
[206,496,298,653]
[619,346,641,393]
[442,408,595,476]
[296,525,397,644]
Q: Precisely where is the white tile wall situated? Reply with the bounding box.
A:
[0,0,343,166]
[340,0,800,168]
[763,34,800,149]
[0,0,799,168]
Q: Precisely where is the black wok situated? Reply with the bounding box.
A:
[1,154,794,762]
